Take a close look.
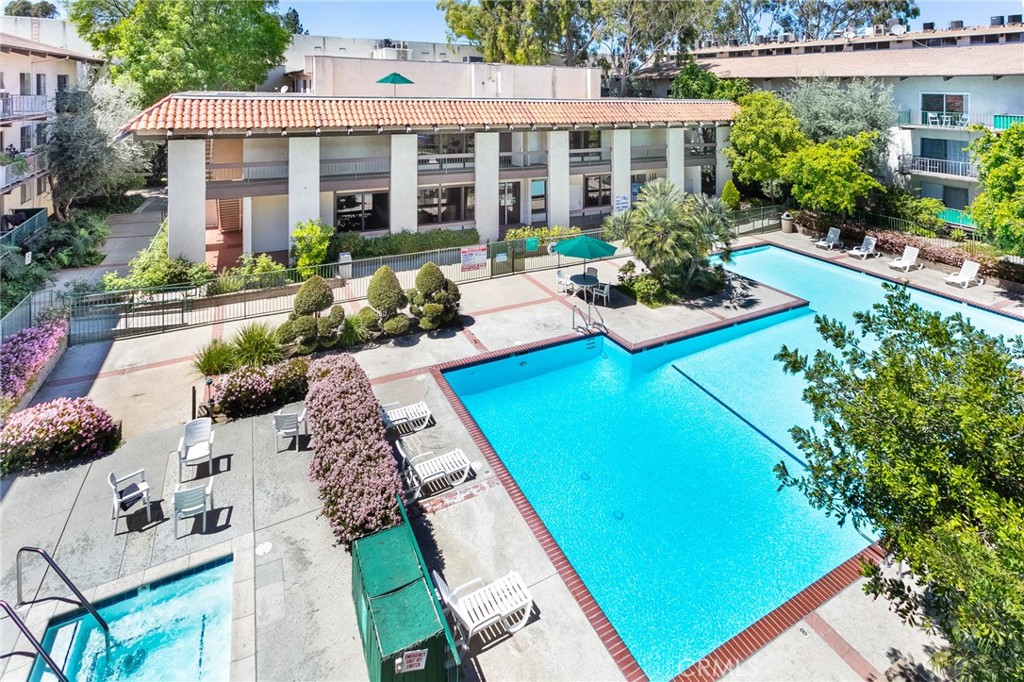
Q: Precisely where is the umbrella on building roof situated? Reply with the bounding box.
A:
[551,234,617,275]
[377,72,414,97]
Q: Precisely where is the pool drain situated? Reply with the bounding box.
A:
[580,472,591,481]
[613,511,624,520]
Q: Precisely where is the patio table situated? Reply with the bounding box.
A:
[569,274,599,302]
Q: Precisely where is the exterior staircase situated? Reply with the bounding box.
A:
[217,198,242,233]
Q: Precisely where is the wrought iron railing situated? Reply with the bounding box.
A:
[206,161,288,183]
[498,151,547,169]
[568,147,611,165]
[418,153,475,175]
[899,155,979,179]
[320,156,390,179]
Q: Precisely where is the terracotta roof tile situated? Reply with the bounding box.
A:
[122,93,738,136]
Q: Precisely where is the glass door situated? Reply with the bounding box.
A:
[499,182,520,226]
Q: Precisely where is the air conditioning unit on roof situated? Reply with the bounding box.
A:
[873,24,885,35]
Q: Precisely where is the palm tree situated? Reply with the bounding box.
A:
[677,193,735,290]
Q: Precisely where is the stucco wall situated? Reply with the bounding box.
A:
[251,194,289,253]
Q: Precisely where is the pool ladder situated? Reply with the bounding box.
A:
[571,303,606,334]
[0,600,69,682]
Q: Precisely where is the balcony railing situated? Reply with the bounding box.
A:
[898,109,1024,130]
[498,151,547,169]
[630,145,666,162]
[320,156,390,179]
[0,208,48,247]
[0,95,48,121]
[206,161,288,183]
[994,114,1024,130]
[568,147,611,166]
[686,144,717,161]
[0,152,47,192]
[418,153,474,175]
[938,207,977,228]
[899,155,979,179]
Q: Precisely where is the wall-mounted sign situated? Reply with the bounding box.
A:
[525,237,539,252]
[394,649,428,674]
[613,194,630,212]
[495,252,508,263]
[460,245,488,272]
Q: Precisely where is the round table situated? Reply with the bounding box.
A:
[569,274,599,301]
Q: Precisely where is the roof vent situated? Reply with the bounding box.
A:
[1009,15,1023,25]
[922,21,935,31]
[873,24,886,35]
[728,38,739,46]
[780,32,794,43]
[754,35,765,44]
[949,20,964,30]
[991,16,1005,27]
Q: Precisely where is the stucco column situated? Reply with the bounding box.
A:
[474,132,500,242]
[547,130,570,227]
[390,134,417,233]
[242,196,253,255]
[610,128,631,213]
[288,137,320,247]
[167,139,207,262]
[666,126,686,192]
[715,125,732,196]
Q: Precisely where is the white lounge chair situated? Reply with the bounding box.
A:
[555,269,574,294]
[173,480,213,539]
[592,282,611,306]
[432,569,533,649]
[848,236,880,260]
[380,401,433,435]
[108,469,151,535]
[177,418,215,481]
[815,227,842,250]
[395,439,471,498]
[273,408,307,451]
[888,245,923,273]
[945,260,984,288]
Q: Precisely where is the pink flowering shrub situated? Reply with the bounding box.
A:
[305,354,401,546]
[1,318,68,415]
[216,358,310,418]
[0,397,119,473]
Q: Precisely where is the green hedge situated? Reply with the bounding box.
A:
[329,228,480,259]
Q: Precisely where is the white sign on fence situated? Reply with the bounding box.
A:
[613,194,630,212]
[460,245,488,272]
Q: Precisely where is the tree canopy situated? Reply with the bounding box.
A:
[4,0,58,17]
[781,132,882,214]
[68,0,290,104]
[723,91,807,196]
[778,0,919,41]
[776,285,1024,680]
[281,7,307,34]
[967,123,1024,257]
[669,56,751,102]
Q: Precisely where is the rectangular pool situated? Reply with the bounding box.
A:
[31,557,233,682]
[444,246,1022,680]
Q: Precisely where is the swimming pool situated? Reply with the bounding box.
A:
[30,558,233,682]
[444,246,1022,680]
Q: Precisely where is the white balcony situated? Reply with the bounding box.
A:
[0,95,48,122]
[0,152,47,193]
[899,154,979,180]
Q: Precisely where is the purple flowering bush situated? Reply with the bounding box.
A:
[1,397,119,473]
[216,358,311,418]
[305,354,401,545]
[1,318,68,416]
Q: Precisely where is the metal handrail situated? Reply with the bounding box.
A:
[587,302,605,330]
[571,304,586,333]
[0,600,69,682]
[16,547,109,635]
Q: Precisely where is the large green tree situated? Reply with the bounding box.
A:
[281,7,306,35]
[4,0,59,17]
[967,123,1024,256]
[776,285,1024,680]
[708,1,785,45]
[781,132,882,215]
[723,91,807,198]
[670,56,751,102]
[68,0,290,104]
[778,0,919,41]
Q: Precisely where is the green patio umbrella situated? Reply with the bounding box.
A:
[551,234,616,276]
[377,71,414,97]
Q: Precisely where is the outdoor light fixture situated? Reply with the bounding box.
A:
[530,123,536,131]
[433,125,438,132]
[347,126,353,135]
[631,122,637,128]
[166,129,173,138]
[377,125,383,133]
[281,128,288,136]
[207,129,214,137]
[315,126,322,136]
[245,128,253,137]
[573,123,579,130]
[405,125,411,133]
[484,124,490,131]
[459,124,465,132]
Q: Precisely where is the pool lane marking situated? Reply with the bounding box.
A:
[671,364,808,469]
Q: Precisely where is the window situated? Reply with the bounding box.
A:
[1006,33,1021,43]
[35,74,46,96]
[920,138,969,162]
[34,123,46,146]
[335,192,389,232]
[584,174,611,208]
[417,185,475,225]
[37,176,47,195]
[944,186,969,210]
[569,130,601,150]
[57,75,69,93]
[417,133,473,156]
[19,73,31,95]
[630,172,660,204]
[20,125,32,150]
[21,182,32,203]
[921,93,968,117]
[530,180,546,216]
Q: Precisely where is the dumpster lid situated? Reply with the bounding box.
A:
[370,579,443,657]
[354,524,423,598]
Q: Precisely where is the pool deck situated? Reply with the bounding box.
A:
[6,230,1017,681]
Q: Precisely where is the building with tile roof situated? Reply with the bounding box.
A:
[122,93,738,265]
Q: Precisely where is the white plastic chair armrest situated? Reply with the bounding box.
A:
[115,468,147,485]
[176,437,185,456]
[381,401,401,409]
[205,479,214,496]
[297,407,307,423]
[408,451,437,464]
[208,431,215,446]
[451,578,486,597]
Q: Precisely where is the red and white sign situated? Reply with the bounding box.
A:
[460,245,488,272]
[396,649,428,673]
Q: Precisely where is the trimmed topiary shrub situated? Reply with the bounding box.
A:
[367,266,407,320]
[293,276,334,318]
[277,274,347,354]
[354,306,380,331]
[304,354,402,546]
[270,357,309,405]
[407,261,461,331]
[329,228,479,259]
[1,398,119,474]
[721,180,741,211]
[381,314,411,336]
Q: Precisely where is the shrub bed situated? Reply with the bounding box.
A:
[1,318,69,416]
[329,228,480,259]
[304,355,401,546]
[215,357,310,419]
[1,398,119,474]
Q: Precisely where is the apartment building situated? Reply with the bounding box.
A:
[0,19,101,237]
[639,19,1024,225]
[121,93,736,265]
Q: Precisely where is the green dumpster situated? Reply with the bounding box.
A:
[352,503,460,682]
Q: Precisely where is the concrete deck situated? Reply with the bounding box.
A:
[8,232,1013,681]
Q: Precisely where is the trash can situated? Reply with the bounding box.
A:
[352,502,460,682]
[335,252,353,280]
[781,212,795,233]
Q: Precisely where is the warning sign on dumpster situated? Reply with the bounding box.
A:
[461,245,488,272]
[394,649,427,673]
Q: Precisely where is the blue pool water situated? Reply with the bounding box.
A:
[30,558,233,682]
[445,246,1022,680]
